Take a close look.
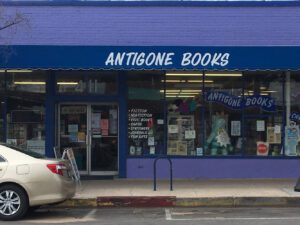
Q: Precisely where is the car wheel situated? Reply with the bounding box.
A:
[0,184,29,221]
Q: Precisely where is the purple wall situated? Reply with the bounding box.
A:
[1,5,300,46]
[127,158,300,179]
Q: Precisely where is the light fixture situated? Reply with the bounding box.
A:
[57,82,79,85]
[0,70,32,73]
[262,90,277,93]
[205,72,242,77]
[165,72,242,77]
[166,95,195,98]
[161,79,213,83]
[187,80,214,83]
[14,81,45,85]
[165,73,202,76]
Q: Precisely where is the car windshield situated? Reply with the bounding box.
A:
[0,143,46,159]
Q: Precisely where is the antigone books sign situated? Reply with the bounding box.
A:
[2,46,300,70]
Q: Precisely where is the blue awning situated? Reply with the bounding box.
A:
[0,46,300,70]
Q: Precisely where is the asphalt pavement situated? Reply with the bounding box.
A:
[7,207,300,225]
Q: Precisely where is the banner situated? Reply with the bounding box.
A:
[205,91,276,112]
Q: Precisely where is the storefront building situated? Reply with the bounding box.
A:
[1,1,300,179]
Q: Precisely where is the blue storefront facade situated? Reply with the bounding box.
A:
[1,1,300,179]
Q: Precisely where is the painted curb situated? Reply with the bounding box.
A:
[56,196,300,208]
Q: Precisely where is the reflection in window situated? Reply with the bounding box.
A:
[56,71,117,95]
[6,70,46,93]
[5,71,46,155]
[127,71,164,156]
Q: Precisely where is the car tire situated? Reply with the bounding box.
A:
[0,184,29,221]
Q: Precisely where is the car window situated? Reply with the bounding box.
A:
[0,143,45,159]
[0,155,6,162]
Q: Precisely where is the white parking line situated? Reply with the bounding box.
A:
[165,209,300,221]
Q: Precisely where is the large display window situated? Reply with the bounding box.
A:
[127,70,292,158]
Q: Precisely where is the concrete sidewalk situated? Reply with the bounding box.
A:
[60,179,300,207]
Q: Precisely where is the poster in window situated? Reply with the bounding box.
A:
[177,141,187,155]
[256,120,265,132]
[167,141,177,155]
[285,125,300,156]
[91,113,101,133]
[267,126,281,144]
[231,121,241,136]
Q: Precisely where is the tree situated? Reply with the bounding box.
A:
[0,5,27,64]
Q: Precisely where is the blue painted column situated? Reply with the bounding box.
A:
[45,71,56,157]
[118,72,128,178]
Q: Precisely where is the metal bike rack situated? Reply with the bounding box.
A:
[153,156,173,191]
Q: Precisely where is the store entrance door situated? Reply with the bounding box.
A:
[58,103,119,176]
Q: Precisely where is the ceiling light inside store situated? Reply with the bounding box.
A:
[0,70,33,73]
[262,90,277,93]
[57,82,79,85]
[166,73,202,76]
[205,72,242,77]
[166,95,195,98]
[14,81,45,85]
[162,80,213,83]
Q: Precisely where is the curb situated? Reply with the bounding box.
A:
[57,196,300,208]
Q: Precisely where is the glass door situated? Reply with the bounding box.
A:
[89,104,118,175]
[58,104,88,174]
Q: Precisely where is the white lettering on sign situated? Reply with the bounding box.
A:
[105,52,230,67]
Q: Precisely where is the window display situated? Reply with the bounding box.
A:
[288,72,300,156]
[127,72,165,156]
[204,73,243,156]
[165,72,203,156]
[243,72,284,156]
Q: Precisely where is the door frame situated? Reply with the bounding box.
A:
[57,102,119,176]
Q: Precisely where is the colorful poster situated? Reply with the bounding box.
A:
[285,125,300,156]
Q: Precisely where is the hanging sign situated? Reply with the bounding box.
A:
[205,91,276,112]
[290,112,300,122]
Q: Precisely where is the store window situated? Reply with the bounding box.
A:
[203,72,243,156]
[288,72,300,156]
[127,71,164,156]
[56,71,117,95]
[165,71,204,156]
[0,72,4,142]
[243,72,284,156]
[6,71,46,155]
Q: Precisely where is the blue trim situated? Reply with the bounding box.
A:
[127,155,300,160]
[45,71,55,157]
[3,46,300,70]
[118,72,127,178]
[2,1,300,7]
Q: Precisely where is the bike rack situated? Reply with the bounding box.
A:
[153,156,173,191]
